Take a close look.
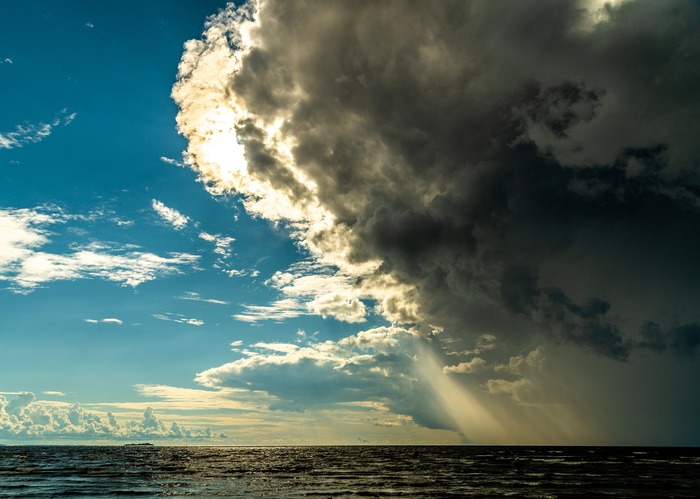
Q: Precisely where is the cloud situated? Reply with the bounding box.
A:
[181,318,204,326]
[0,122,54,150]
[168,0,700,444]
[0,206,199,292]
[85,318,123,325]
[172,0,700,362]
[233,260,368,323]
[133,384,273,412]
[484,378,536,405]
[233,298,306,323]
[0,392,224,440]
[151,199,190,230]
[0,110,75,149]
[178,291,229,305]
[160,156,185,167]
[199,231,235,258]
[60,109,77,126]
[193,326,556,441]
[443,357,488,375]
[126,384,449,444]
[1,58,12,64]
[637,321,700,358]
[225,268,254,278]
[495,347,546,376]
[196,326,427,414]
[475,346,559,407]
[42,391,66,397]
[152,312,205,326]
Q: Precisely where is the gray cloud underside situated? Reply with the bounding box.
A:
[174,0,700,360]
[197,327,462,431]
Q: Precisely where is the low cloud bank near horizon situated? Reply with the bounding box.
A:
[0,392,225,440]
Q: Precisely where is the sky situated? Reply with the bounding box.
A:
[1,0,699,446]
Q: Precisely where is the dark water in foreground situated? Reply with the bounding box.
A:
[0,445,698,497]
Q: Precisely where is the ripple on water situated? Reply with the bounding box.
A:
[0,446,699,498]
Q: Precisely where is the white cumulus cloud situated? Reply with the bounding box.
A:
[443,357,488,375]
[233,260,368,323]
[0,392,225,440]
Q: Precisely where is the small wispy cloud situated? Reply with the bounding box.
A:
[151,199,189,230]
[182,318,204,326]
[178,291,229,305]
[132,384,271,412]
[62,111,77,126]
[0,122,53,149]
[199,231,235,258]
[160,156,185,167]
[85,22,94,29]
[233,298,308,323]
[445,334,499,357]
[153,312,205,326]
[85,318,123,325]
[42,391,66,397]
[225,268,259,278]
[1,58,12,64]
[85,206,135,227]
[0,110,76,150]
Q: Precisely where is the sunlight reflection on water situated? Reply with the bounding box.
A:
[0,445,698,497]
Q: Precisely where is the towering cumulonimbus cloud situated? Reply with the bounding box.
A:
[173,0,700,360]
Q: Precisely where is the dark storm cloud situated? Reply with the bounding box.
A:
[175,0,700,359]
[638,321,700,358]
[501,266,630,360]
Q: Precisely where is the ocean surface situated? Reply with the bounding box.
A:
[0,445,698,497]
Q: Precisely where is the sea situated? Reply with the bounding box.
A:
[0,445,698,497]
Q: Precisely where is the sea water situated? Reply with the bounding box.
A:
[0,445,698,497]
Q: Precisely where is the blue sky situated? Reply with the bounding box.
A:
[2,0,700,445]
